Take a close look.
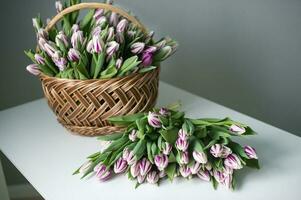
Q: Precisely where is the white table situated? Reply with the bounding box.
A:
[0,82,300,200]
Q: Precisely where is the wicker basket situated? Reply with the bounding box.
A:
[40,3,160,136]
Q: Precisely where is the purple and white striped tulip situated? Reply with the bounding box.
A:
[55,1,63,13]
[141,52,153,66]
[96,16,107,26]
[197,170,211,181]
[224,153,243,169]
[34,54,45,65]
[147,111,161,128]
[26,64,40,76]
[106,27,114,41]
[55,31,68,47]
[137,174,146,184]
[79,161,92,174]
[223,174,233,189]
[210,144,232,158]
[71,24,80,34]
[92,35,104,53]
[178,129,188,140]
[159,107,170,116]
[93,8,104,20]
[139,158,152,176]
[213,169,225,183]
[162,142,172,155]
[129,129,138,141]
[86,40,93,53]
[229,124,246,135]
[220,146,232,158]
[92,26,102,37]
[154,154,168,171]
[126,151,137,165]
[37,28,48,39]
[244,145,258,159]
[109,12,118,27]
[95,164,112,181]
[175,138,188,151]
[67,48,80,62]
[190,162,201,174]
[38,37,47,51]
[144,46,157,54]
[179,151,189,165]
[115,32,124,44]
[53,55,67,71]
[44,43,57,57]
[117,19,128,33]
[116,57,123,69]
[106,41,119,58]
[130,162,140,178]
[130,42,145,54]
[223,165,233,175]
[122,148,130,160]
[71,30,84,49]
[192,151,208,164]
[146,171,159,184]
[179,165,191,178]
[114,157,127,173]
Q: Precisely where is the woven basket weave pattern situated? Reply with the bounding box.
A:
[40,68,159,136]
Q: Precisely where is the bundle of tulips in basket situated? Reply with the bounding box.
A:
[24,0,178,136]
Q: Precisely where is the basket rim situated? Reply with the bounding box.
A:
[39,66,160,82]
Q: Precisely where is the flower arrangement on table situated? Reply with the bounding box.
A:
[74,103,260,190]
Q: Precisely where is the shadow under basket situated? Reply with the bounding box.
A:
[40,67,160,136]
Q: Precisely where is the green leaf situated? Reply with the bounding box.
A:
[182,118,195,135]
[108,113,145,126]
[227,141,249,159]
[211,177,218,190]
[77,58,90,79]
[63,16,72,35]
[138,66,157,73]
[136,117,147,139]
[171,111,184,120]
[159,127,179,144]
[119,56,141,76]
[204,139,218,150]
[94,52,105,78]
[97,132,124,141]
[195,126,207,138]
[80,9,94,32]
[100,64,118,79]
[147,141,154,163]
[165,163,176,181]
[168,152,176,163]
[132,139,146,160]
[151,142,158,156]
[102,136,129,154]
[243,126,257,135]
[192,139,204,152]
[87,152,100,159]
[90,53,97,77]
[245,159,260,169]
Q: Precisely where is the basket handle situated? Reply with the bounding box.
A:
[45,2,147,33]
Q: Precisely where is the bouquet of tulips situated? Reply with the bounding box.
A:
[25,0,177,79]
[74,103,260,189]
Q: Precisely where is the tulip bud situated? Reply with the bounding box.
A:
[130,42,145,54]
[213,169,225,183]
[159,107,170,116]
[129,129,138,142]
[71,30,84,49]
[109,12,118,27]
[79,161,92,174]
[44,43,57,57]
[220,146,232,158]
[116,57,123,69]
[86,40,93,53]
[197,170,211,181]
[154,154,168,171]
[179,165,191,178]
[68,48,81,62]
[145,30,154,44]
[52,51,67,71]
[210,144,232,158]
[106,27,115,41]
[93,8,104,20]
[223,174,233,189]
[55,31,68,48]
[37,28,48,39]
[141,52,153,66]
[71,24,80,34]
[162,142,172,155]
[55,1,63,13]
[175,138,188,151]
[154,46,172,61]
[115,32,124,44]
[96,16,107,27]
[192,151,208,164]
[106,41,119,58]
[229,124,246,135]
[117,19,128,33]
[144,46,157,54]
[34,54,45,65]
[114,157,128,173]
[178,129,188,140]
[154,39,167,50]
[223,165,233,175]
[92,26,102,37]
[137,174,146,184]
[26,64,40,76]
[244,145,258,159]
[126,151,137,166]
[224,153,243,169]
[146,171,159,184]
[147,111,161,128]
[38,37,47,51]
[122,148,130,160]
[139,158,152,176]
[92,35,104,53]
[179,151,189,165]
[95,164,112,181]
[130,162,140,178]
[190,162,201,174]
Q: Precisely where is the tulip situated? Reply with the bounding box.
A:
[147,111,161,128]
[145,30,154,44]
[129,129,138,141]
[26,64,40,76]
[192,151,208,164]
[197,170,211,181]
[130,42,145,54]
[179,151,189,165]
[223,174,233,189]
[55,1,63,13]
[162,142,172,155]
[224,153,243,169]
[52,52,67,71]
[38,37,47,51]
[213,169,225,183]
[141,52,153,66]
[159,107,170,116]
[139,158,152,176]
[44,43,57,57]
[223,165,233,175]
[155,46,172,61]
[109,12,118,27]
[86,40,93,53]
[220,146,232,158]
[92,26,102,37]
[244,145,258,159]
[106,27,114,41]
[114,157,127,173]
[71,24,80,33]
[144,46,157,54]
[179,165,191,178]
[55,31,68,48]
[117,19,128,33]
[229,124,246,135]
[92,35,104,53]
[130,162,140,178]
[146,171,159,184]
[178,129,188,140]
[93,8,104,20]
[126,151,137,165]
[116,57,123,69]
[115,32,124,44]
[67,48,80,62]
[106,41,119,58]
[154,154,168,171]
[32,18,40,31]
[79,161,92,174]
[190,162,201,174]
[154,39,166,50]
[210,144,232,158]
[37,28,48,39]
[34,54,45,65]
[175,138,188,151]
[96,16,107,27]
[159,171,166,178]
[122,148,130,160]
[137,174,146,184]
[71,30,84,49]
[95,164,112,181]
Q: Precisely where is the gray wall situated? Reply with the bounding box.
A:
[0,0,300,185]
